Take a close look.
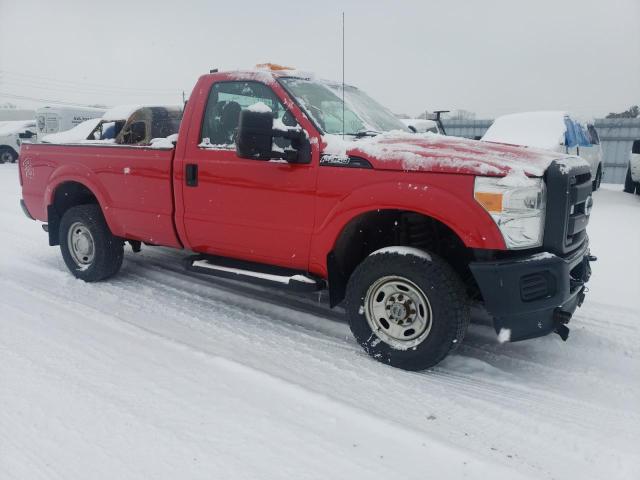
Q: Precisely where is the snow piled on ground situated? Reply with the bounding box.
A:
[0,165,638,479]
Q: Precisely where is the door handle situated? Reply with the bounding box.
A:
[185,164,198,187]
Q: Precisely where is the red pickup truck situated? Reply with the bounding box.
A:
[19,68,595,370]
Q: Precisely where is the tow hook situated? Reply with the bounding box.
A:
[553,309,572,341]
[587,255,598,262]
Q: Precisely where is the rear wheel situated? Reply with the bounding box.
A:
[0,147,17,164]
[345,248,470,370]
[624,165,637,194]
[59,204,124,282]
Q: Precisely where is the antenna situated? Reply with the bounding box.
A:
[342,11,345,139]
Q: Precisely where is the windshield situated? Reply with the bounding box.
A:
[279,77,409,135]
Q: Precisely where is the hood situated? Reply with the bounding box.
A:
[322,132,587,177]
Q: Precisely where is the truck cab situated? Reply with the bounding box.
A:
[18,68,595,370]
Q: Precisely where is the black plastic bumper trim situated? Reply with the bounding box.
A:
[469,241,591,342]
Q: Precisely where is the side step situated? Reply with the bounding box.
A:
[185,255,325,292]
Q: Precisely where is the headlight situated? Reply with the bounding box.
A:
[474,176,546,249]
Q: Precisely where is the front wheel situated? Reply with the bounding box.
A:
[624,165,636,194]
[59,204,124,282]
[345,248,470,370]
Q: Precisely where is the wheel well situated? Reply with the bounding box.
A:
[48,181,99,246]
[327,210,478,307]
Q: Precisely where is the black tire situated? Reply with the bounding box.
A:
[624,165,635,194]
[0,147,17,164]
[345,249,470,371]
[592,166,602,191]
[59,204,124,282]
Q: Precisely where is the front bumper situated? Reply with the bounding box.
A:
[469,241,592,342]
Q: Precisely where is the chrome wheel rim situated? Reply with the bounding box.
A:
[67,222,95,269]
[364,276,433,349]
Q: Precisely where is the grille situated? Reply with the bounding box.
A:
[543,162,592,255]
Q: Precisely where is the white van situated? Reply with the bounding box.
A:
[482,111,604,190]
[35,106,105,138]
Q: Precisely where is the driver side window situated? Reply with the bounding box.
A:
[200,81,297,148]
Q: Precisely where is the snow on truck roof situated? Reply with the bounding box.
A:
[482,111,570,150]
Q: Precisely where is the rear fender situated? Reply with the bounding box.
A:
[45,164,119,236]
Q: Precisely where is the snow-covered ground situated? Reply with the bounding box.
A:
[1,164,638,480]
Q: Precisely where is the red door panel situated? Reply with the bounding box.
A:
[181,148,316,269]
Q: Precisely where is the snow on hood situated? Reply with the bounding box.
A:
[323,131,587,177]
[41,118,102,144]
[481,111,568,150]
[0,120,36,136]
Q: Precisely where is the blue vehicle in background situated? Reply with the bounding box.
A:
[482,111,604,190]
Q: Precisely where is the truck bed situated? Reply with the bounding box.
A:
[20,142,182,248]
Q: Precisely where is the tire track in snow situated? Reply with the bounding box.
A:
[2,264,636,480]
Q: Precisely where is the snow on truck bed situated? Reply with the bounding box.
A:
[0,165,638,480]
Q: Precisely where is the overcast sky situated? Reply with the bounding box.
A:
[1,0,638,118]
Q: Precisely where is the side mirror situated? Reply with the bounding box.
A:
[236,110,274,160]
[407,125,417,133]
[18,130,35,139]
[236,109,311,164]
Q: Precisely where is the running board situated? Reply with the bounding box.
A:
[185,255,325,292]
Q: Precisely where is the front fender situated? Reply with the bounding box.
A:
[308,175,505,276]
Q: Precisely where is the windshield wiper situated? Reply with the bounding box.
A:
[352,130,381,138]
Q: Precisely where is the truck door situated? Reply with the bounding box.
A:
[177,79,317,271]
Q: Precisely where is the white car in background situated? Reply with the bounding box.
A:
[624,139,640,195]
[482,111,604,190]
[0,120,37,163]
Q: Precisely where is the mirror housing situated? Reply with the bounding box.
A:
[18,130,35,139]
[236,110,274,160]
[236,109,311,164]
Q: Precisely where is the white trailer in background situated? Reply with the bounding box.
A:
[35,106,105,138]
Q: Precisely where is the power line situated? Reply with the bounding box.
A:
[0,92,110,108]
[0,78,179,98]
[0,70,179,94]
